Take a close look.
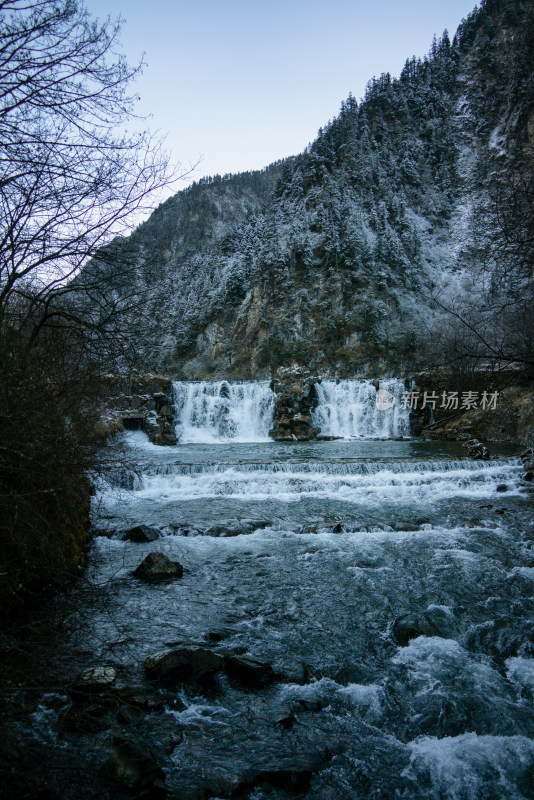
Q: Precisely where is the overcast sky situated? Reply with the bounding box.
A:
[85,0,479,185]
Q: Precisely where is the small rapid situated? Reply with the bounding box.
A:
[99,455,521,510]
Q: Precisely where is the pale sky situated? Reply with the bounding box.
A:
[85,0,479,185]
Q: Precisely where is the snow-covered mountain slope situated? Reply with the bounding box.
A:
[90,0,534,379]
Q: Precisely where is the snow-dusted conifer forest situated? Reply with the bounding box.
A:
[84,0,533,380]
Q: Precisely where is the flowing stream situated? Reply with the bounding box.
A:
[26,380,534,799]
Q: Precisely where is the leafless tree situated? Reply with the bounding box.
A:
[0,0,185,348]
[0,0,189,612]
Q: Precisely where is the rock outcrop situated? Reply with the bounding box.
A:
[419,381,534,446]
[269,366,321,441]
[96,374,177,445]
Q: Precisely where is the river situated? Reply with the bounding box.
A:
[19,380,534,799]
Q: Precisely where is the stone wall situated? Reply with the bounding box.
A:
[96,374,177,446]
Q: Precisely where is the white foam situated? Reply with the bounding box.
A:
[405,733,534,800]
[506,658,534,691]
[96,460,522,508]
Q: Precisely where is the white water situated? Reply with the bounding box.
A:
[102,458,520,507]
[312,378,411,438]
[173,378,411,442]
[173,380,275,443]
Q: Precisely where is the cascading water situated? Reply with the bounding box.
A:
[173,380,275,443]
[173,378,410,443]
[312,378,411,438]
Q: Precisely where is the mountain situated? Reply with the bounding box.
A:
[92,0,534,379]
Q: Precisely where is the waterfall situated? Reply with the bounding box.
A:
[312,379,411,439]
[172,378,410,443]
[173,380,275,443]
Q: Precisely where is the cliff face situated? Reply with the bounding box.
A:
[90,0,534,381]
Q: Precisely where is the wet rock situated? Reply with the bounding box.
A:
[118,704,144,725]
[101,735,165,794]
[224,654,276,687]
[524,471,533,482]
[392,613,442,646]
[392,607,462,647]
[520,449,534,471]
[72,665,117,691]
[204,523,242,537]
[91,525,115,538]
[496,484,508,492]
[331,522,344,533]
[269,365,322,441]
[464,617,534,662]
[144,646,224,684]
[144,410,177,447]
[463,438,490,460]
[61,682,167,733]
[276,709,297,729]
[133,552,183,582]
[112,686,167,714]
[59,701,112,734]
[213,645,248,657]
[203,518,270,537]
[207,628,232,642]
[67,666,117,701]
[122,525,160,543]
[100,375,177,446]
[246,751,334,793]
[239,518,270,532]
[168,523,200,537]
[142,713,184,755]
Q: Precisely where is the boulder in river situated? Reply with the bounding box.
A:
[269,365,321,441]
[391,607,456,647]
[101,735,165,794]
[463,438,490,460]
[133,552,183,582]
[68,666,117,699]
[144,646,224,683]
[224,655,276,687]
[520,448,534,471]
[121,524,161,543]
